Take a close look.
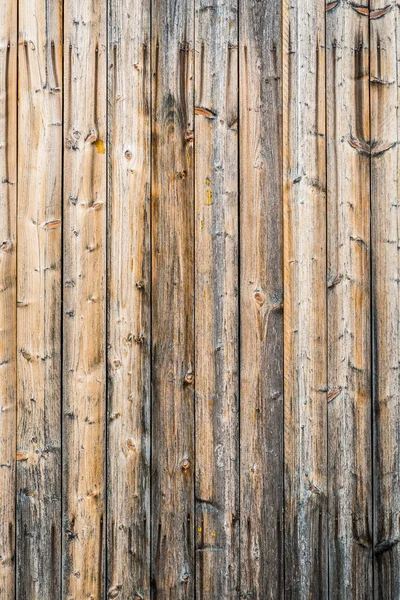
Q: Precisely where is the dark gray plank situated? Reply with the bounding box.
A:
[151,0,195,596]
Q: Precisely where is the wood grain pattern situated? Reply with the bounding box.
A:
[107,0,151,597]
[326,1,372,597]
[17,1,62,597]
[6,0,400,597]
[283,0,327,596]
[370,3,400,598]
[151,0,195,596]
[62,0,107,597]
[239,0,284,597]
[194,0,239,597]
[0,1,16,596]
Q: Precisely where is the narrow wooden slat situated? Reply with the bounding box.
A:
[151,0,195,594]
[107,0,151,597]
[326,1,372,596]
[370,3,400,597]
[239,0,284,597]
[194,0,239,596]
[17,1,62,597]
[0,0,16,596]
[63,0,106,597]
[283,0,327,596]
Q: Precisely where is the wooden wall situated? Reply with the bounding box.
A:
[0,0,399,598]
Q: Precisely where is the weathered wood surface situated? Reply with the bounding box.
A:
[326,1,372,597]
[194,0,239,598]
[0,1,16,597]
[62,0,107,597]
[4,0,400,598]
[107,0,151,598]
[239,0,283,597]
[151,0,195,596]
[370,2,400,598]
[283,0,328,597]
[17,1,62,597]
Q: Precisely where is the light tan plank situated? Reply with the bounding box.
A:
[283,0,328,596]
[151,0,195,595]
[326,1,372,597]
[239,0,284,596]
[107,0,151,597]
[17,1,62,597]
[0,0,16,596]
[194,0,239,596]
[63,0,107,597]
[370,2,400,597]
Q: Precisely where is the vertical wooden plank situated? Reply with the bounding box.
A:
[0,0,16,596]
[370,3,400,597]
[283,0,327,597]
[151,0,195,595]
[194,0,239,597]
[63,0,106,597]
[239,0,284,597]
[326,1,372,597]
[17,1,62,597]
[107,0,151,597]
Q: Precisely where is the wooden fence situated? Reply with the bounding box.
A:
[0,0,398,597]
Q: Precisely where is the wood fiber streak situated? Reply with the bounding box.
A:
[0,1,16,597]
[151,0,195,597]
[17,1,62,598]
[326,1,372,597]
[194,0,239,598]
[283,0,328,597]
[239,0,284,597]
[107,0,151,597]
[63,0,107,597]
[7,0,400,597]
[370,2,400,597]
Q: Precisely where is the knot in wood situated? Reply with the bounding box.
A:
[254,291,265,307]
[184,370,194,384]
[108,585,121,598]
[181,458,191,471]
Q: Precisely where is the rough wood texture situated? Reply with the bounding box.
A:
[151,0,195,596]
[0,1,16,596]
[194,0,239,597]
[283,0,327,596]
[107,0,151,597]
[8,0,400,597]
[370,3,400,598]
[239,0,283,597]
[326,1,372,597]
[17,1,62,597]
[62,1,107,597]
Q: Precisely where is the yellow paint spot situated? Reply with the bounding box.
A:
[205,189,213,205]
[205,177,211,185]
[211,530,216,537]
[95,139,105,154]
[198,527,202,533]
